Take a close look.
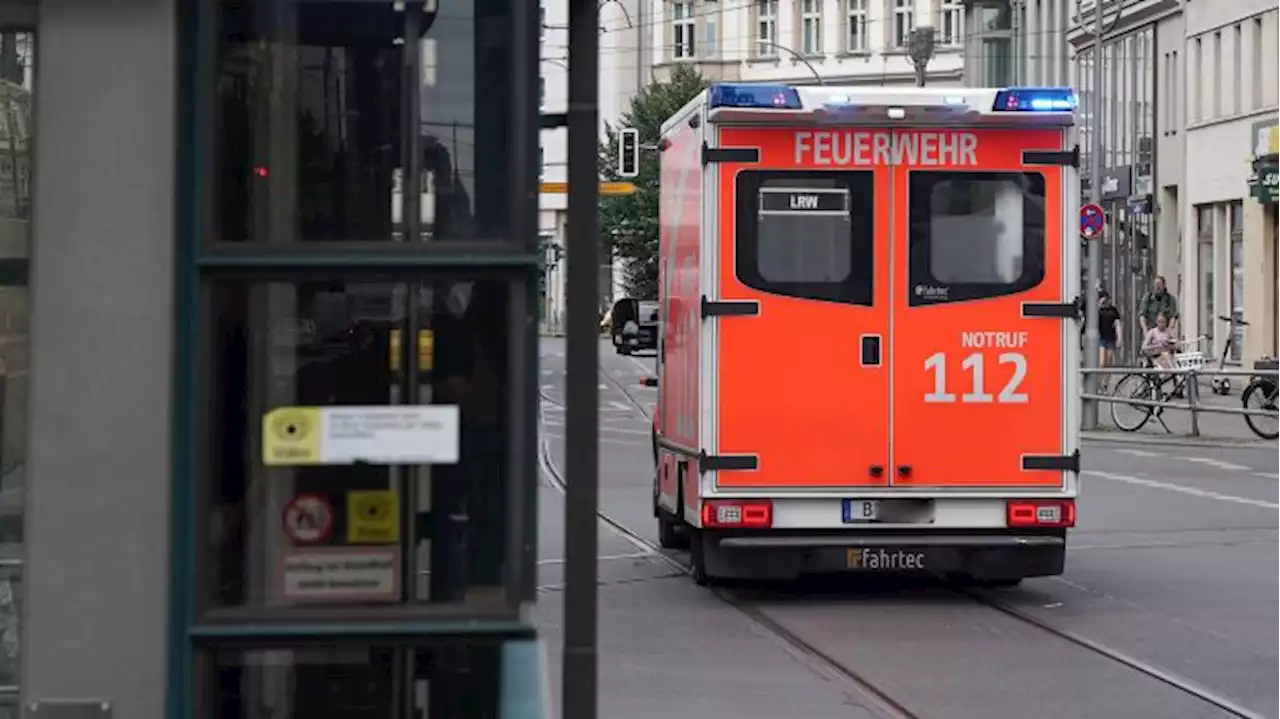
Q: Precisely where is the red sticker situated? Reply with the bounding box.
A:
[282,493,334,544]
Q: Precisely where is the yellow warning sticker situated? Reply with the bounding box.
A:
[262,407,322,466]
[347,490,400,544]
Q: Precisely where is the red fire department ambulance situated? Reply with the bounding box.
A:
[650,84,1082,586]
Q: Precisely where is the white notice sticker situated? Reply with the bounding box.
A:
[262,405,460,466]
[280,548,401,603]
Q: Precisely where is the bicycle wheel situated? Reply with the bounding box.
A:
[1110,373,1156,432]
[1242,381,1279,440]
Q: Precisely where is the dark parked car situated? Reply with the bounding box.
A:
[609,298,658,355]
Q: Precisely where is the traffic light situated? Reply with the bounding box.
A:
[618,128,639,178]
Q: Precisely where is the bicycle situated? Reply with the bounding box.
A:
[1241,360,1278,440]
[1108,336,1207,433]
[1209,315,1249,395]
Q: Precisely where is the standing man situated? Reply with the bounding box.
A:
[1139,275,1179,338]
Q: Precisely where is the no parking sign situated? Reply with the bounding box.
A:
[1080,203,1105,239]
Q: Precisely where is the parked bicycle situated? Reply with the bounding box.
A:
[1109,335,1206,433]
[1109,337,1278,440]
[1242,359,1278,440]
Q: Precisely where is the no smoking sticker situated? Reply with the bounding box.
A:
[282,493,334,544]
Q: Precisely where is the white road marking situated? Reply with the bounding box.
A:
[1256,472,1279,480]
[1083,470,1279,509]
[1111,448,1161,458]
[626,355,654,375]
[542,419,648,435]
[537,551,652,566]
[542,431,646,447]
[1179,456,1252,472]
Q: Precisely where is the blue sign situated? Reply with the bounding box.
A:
[1080,203,1105,238]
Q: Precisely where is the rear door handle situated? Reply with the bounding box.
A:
[860,334,881,367]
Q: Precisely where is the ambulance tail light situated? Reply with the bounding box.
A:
[701,499,773,529]
[708,83,802,110]
[1006,499,1076,528]
[993,88,1077,112]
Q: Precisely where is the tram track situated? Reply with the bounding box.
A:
[535,365,1267,719]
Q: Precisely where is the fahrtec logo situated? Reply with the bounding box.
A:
[846,548,926,570]
[914,284,948,300]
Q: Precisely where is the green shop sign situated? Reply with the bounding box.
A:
[1249,156,1278,205]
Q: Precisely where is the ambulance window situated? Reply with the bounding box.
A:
[735,171,874,306]
[908,171,1046,306]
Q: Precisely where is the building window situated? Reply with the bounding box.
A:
[892,0,915,49]
[1229,201,1244,362]
[800,0,822,55]
[1232,24,1242,115]
[538,77,544,107]
[1253,17,1264,108]
[1212,30,1222,118]
[939,0,962,46]
[1196,205,1214,342]
[735,171,875,305]
[539,6,545,38]
[672,1,695,59]
[0,29,31,717]
[538,144,544,179]
[1192,37,1202,123]
[704,17,718,57]
[846,0,867,52]
[756,0,778,57]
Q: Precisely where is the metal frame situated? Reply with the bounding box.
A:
[169,0,542,716]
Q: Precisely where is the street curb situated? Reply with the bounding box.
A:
[1082,430,1275,450]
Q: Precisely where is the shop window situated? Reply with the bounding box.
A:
[204,279,515,612]
[1196,204,1214,341]
[734,171,874,306]
[0,28,32,719]
[211,0,516,244]
[907,171,1046,306]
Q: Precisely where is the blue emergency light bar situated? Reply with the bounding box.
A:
[993,88,1077,112]
[708,83,802,110]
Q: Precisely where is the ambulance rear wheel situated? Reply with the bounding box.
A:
[657,511,687,550]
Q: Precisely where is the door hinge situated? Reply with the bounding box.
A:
[1022,450,1080,474]
[701,297,760,318]
[701,142,760,166]
[1023,146,1079,167]
[1021,297,1083,319]
[698,451,758,473]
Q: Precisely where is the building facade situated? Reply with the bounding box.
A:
[8,0,548,717]
[960,0,1074,88]
[649,0,968,86]
[539,0,649,332]
[1178,0,1278,365]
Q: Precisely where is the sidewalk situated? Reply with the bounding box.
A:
[1089,381,1276,447]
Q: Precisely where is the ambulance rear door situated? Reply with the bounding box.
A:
[711,121,892,489]
[889,114,1075,488]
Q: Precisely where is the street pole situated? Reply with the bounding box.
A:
[1082,0,1108,429]
[563,0,599,714]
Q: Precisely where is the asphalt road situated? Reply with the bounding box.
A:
[532,337,1279,719]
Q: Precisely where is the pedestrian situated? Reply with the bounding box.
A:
[1138,275,1179,338]
[1142,311,1178,371]
[1097,291,1121,389]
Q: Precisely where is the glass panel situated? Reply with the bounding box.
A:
[205,279,513,611]
[734,171,874,306]
[212,0,514,243]
[0,29,30,709]
[908,171,1046,305]
[205,643,501,719]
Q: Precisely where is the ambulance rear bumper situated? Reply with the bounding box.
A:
[702,531,1066,581]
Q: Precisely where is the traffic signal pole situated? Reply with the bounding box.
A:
[562,0,600,714]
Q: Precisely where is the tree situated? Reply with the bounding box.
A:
[598,65,709,298]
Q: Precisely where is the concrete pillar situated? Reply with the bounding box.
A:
[23,1,175,719]
[1243,200,1278,363]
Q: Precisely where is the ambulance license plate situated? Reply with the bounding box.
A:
[841,499,879,523]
